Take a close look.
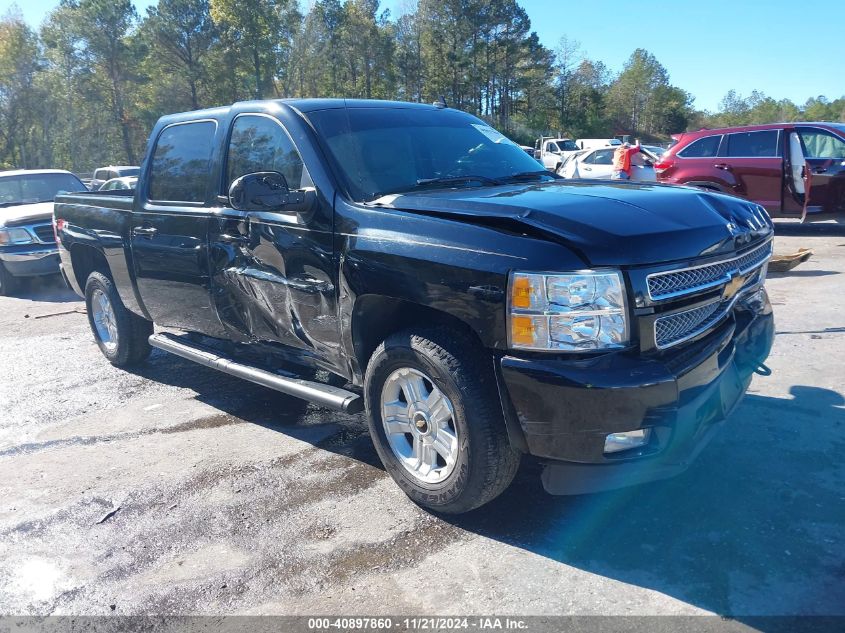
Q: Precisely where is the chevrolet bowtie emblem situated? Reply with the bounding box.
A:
[721,271,746,301]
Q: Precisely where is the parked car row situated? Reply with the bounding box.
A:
[542,122,845,220]
[0,164,141,294]
[557,146,661,182]
[531,137,625,172]
[654,122,845,222]
[0,169,86,295]
[89,165,140,190]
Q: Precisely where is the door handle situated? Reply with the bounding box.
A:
[133,226,158,237]
[812,167,828,174]
[714,163,732,171]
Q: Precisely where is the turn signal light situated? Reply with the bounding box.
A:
[511,276,532,309]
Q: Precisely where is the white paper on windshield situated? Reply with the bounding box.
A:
[472,124,516,145]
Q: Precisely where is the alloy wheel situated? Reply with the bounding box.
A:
[380,367,459,484]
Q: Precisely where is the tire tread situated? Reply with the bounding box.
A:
[366,326,520,514]
[85,271,152,367]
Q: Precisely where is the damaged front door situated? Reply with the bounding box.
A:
[209,113,341,371]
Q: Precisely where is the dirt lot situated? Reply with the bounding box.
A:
[1,223,843,619]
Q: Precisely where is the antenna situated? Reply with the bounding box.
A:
[433,96,448,109]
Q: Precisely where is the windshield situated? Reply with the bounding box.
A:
[0,173,85,206]
[559,140,578,151]
[306,107,552,201]
[117,167,140,177]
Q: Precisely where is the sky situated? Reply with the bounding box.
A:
[5,0,844,112]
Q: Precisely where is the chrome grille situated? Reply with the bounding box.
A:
[32,224,55,244]
[655,300,722,349]
[647,241,772,301]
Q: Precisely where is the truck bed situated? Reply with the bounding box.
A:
[55,189,135,211]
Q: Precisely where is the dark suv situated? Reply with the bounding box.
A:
[654,123,845,222]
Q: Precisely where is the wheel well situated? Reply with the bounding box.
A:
[351,295,482,375]
[350,294,529,453]
[70,244,111,290]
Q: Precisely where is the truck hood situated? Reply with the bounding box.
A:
[372,181,773,266]
[0,202,55,228]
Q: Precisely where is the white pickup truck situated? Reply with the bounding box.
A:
[533,137,579,171]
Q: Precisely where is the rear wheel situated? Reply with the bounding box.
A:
[364,327,520,514]
[0,263,19,296]
[85,272,153,367]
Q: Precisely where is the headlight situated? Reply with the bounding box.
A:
[509,270,629,351]
[0,228,34,246]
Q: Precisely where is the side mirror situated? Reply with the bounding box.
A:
[228,171,290,212]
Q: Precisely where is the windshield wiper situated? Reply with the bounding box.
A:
[0,201,38,208]
[368,175,504,201]
[499,171,558,183]
[415,175,503,187]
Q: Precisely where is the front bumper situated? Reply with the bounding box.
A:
[0,245,60,277]
[498,289,774,494]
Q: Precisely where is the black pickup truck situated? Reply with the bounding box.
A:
[54,99,774,513]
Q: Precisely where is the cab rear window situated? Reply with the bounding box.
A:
[148,120,217,203]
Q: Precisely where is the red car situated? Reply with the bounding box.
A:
[654,122,845,222]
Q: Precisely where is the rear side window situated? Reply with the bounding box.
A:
[726,130,779,157]
[149,120,216,203]
[678,135,721,158]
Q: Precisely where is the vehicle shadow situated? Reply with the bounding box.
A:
[773,221,845,237]
[446,385,845,617]
[13,274,80,303]
[129,349,844,617]
[132,348,384,468]
[768,270,839,278]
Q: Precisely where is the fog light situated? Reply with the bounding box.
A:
[604,428,651,454]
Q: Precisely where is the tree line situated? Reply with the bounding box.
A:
[1,0,843,172]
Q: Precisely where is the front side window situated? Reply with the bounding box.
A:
[306,107,551,201]
[797,127,845,159]
[225,115,310,191]
[678,135,722,158]
[148,120,216,203]
[547,142,559,153]
[726,130,779,157]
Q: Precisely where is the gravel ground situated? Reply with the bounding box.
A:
[0,222,843,619]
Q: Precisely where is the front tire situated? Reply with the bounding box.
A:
[364,328,520,514]
[85,272,153,367]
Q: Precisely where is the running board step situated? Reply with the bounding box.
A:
[149,333,363,414]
